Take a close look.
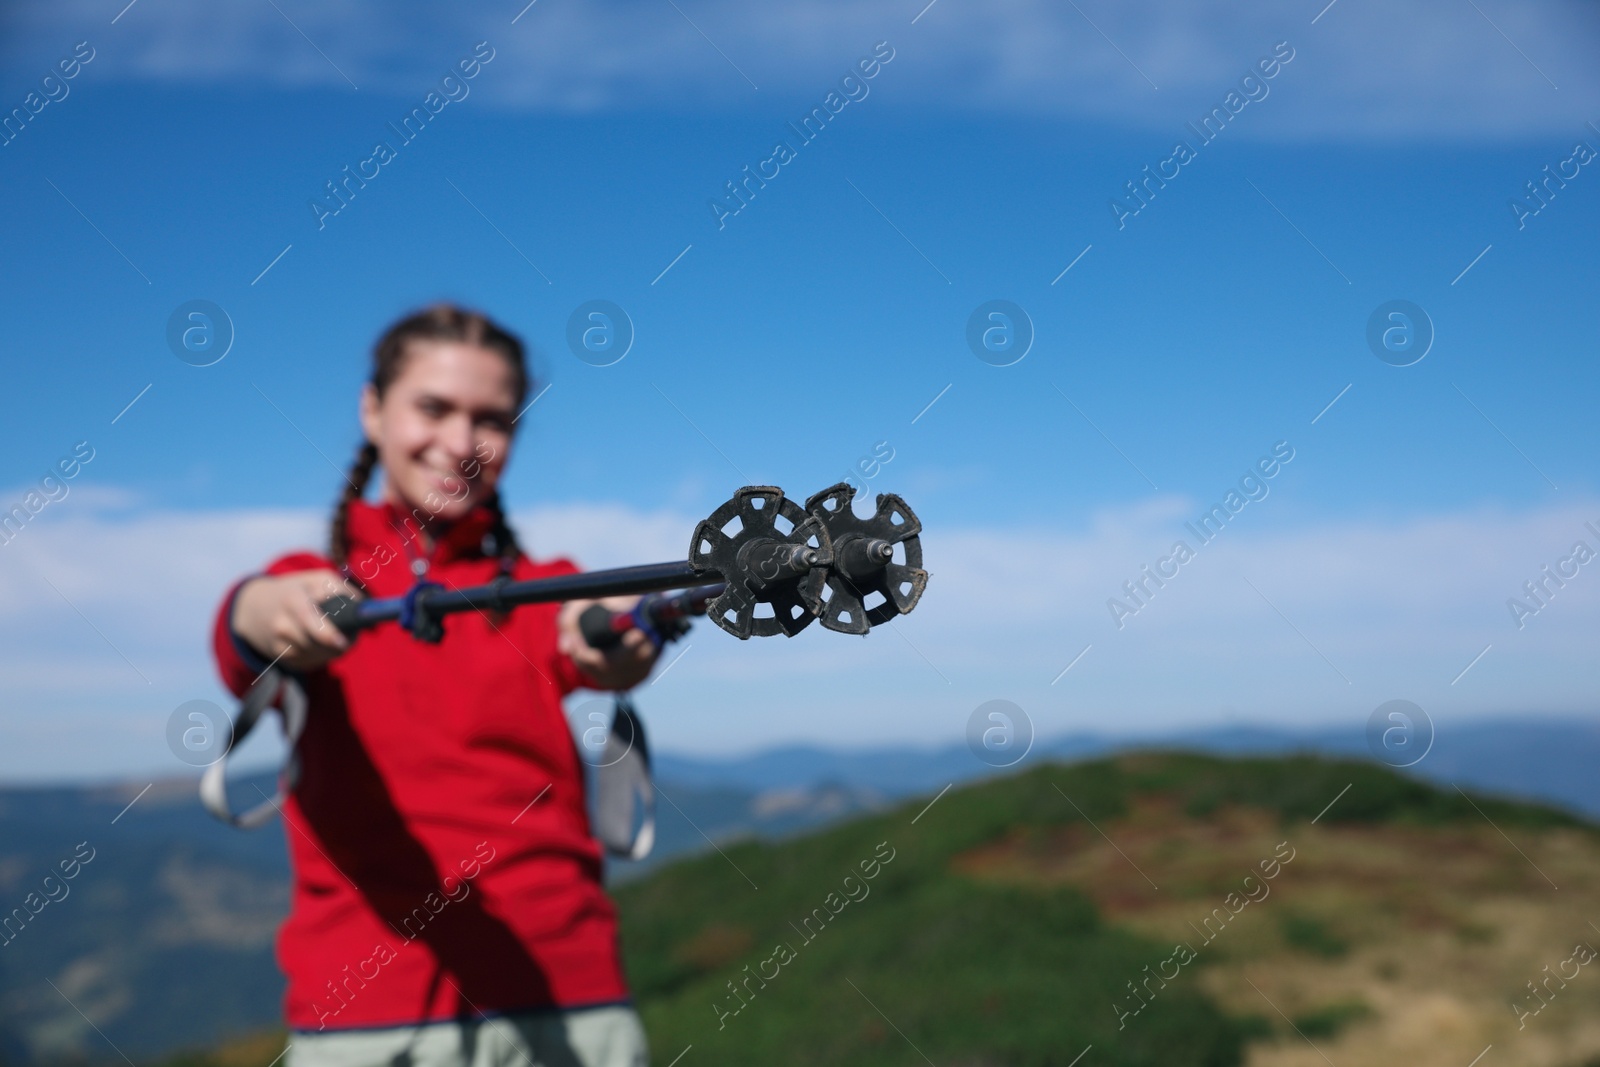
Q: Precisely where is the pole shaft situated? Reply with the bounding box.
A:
[338,560,715,633]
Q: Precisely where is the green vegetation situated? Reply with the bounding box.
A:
[1281,914,1349,958]
[1289,998,1373,1038]
[142,1030,287,1067]
[613,752,1583,1067]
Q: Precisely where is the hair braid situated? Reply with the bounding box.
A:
[330,441,379,573]
[483,490,521,574]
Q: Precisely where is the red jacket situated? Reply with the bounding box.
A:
[210,499,629,1031]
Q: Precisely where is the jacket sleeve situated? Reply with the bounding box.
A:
[211,552,341,698]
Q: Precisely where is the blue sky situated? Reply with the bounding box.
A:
[1,0,1597,782]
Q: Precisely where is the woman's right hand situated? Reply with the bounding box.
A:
[231,570,363,672]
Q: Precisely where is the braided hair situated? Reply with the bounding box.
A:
[331,304,531,579]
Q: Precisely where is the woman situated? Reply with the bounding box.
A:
[212,305,658,1067]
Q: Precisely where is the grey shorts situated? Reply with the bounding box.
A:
[286,1005,649,1067]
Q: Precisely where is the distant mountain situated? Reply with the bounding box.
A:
[655,715,1600,818]
[0,775,289,1067]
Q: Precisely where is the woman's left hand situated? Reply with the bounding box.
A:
[558,596,661,690]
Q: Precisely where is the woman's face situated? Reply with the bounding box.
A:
[359,340,519,524]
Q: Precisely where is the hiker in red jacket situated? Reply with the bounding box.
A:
[212,305,659,1067]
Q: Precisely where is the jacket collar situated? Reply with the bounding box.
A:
[345,497,500,567]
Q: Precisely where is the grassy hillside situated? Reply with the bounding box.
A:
[143,752,1600,1067]
[614,752,1599,1067]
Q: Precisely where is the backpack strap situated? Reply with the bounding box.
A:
[199,666,308,829]
[593,695,656,860]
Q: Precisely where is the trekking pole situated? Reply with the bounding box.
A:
[317,483,928,642]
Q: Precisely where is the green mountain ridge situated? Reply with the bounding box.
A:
[611,752,1586,1067]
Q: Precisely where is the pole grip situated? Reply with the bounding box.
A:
[580,604,624,649]
[321,594,364,636]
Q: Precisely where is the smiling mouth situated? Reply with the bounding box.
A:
[426,466,475,493]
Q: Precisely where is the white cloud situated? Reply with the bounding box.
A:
[5,0,1596,138]
[2,490,1597,782]
[512,501,699,570]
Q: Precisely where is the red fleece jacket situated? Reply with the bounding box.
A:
[211,499,628,1032]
